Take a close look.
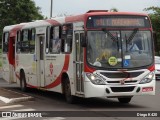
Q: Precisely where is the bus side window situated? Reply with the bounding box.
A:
[49,26,61,54]
[61,38,65,52]
[30,29,36,54]
[46,26,50,53]
[3,32,9,53]
[61,24,73,53]
[16,31,21,53]
[21,29,30,53]
[49,27,53,53]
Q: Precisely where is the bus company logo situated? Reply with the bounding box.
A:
[50,63,53,75]
[119,70,132,85]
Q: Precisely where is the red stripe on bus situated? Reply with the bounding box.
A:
[46,19,60,26]
[16,55,70,89]
[65,14,85,23]
[44,54,70,89]
[83,48,95,73]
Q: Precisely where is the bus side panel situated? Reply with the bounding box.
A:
[45,54,65,93]
[2,54,10,82]
[67,54,75,96]
[69,39,76,96]
[16,54,37,87]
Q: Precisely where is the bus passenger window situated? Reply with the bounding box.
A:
[65,35,72,52]
[49,27,53,53]
[46,26,50,53]
[16,31,21,53]
[49,26,61,54]
[30,29,36,54]
[3,32,9,53]
[21,29,30,53]
[61,24,73,53]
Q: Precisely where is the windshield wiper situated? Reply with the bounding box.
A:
[102,28,119,51]
[127,28,139,44]
[102,28,117,42]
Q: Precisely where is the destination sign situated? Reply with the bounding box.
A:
[87,16,150,28]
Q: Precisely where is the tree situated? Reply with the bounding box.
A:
[144,6,160,55]
[110,8,118,12]
[0,0,44,42]
[144,7,160,33]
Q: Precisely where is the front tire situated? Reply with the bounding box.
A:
[64,78,75,104]
[118,97,132,104]
[20,71,27,92]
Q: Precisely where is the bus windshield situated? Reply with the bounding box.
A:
[87,30,153,69]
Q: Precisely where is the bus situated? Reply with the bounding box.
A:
[2,10,155,103]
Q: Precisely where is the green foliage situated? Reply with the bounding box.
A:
[110,8,118,12]
[144,6,160,32]
[144,6,160,55]
[0,0,44,41]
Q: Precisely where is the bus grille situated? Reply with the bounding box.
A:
[110,86,135,92]
[100,71,143,78]
[107,80,137,84]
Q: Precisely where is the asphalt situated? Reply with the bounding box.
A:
[0,74,34,104]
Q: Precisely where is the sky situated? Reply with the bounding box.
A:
[34,0,160,18]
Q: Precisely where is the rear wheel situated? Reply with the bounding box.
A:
[20,71,27,92]
[118,97,132,104]
[64,78,75,104]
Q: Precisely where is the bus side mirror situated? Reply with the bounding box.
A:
[81,35,87,47]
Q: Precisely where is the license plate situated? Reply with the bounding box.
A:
[142,87,153,92]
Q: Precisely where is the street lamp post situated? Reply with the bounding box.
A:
[50,0,53,18]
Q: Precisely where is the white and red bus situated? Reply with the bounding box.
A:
[2,10,155,103]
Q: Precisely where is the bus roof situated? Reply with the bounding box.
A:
[85,11,148,16]
[3,11,149,32]
[3,23,27,32]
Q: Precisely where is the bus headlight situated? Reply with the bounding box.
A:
[86,73,106,85]
[139,72,154,84]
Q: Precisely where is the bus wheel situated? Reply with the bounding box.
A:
[20,71,27,92]
[118,97,132,104]
[64,78,75,104]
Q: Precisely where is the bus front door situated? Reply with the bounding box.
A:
[37,35,45,87]
[75,31,84,94]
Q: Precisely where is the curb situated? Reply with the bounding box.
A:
[0,88,34,104]
[0,96,34,104]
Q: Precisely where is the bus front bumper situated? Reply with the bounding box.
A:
[84,80,155,98]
